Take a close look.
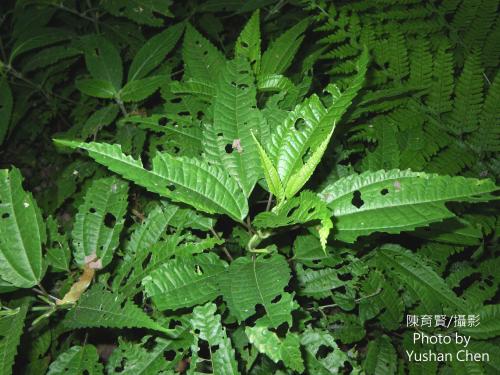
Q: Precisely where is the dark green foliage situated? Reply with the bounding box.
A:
[0,1,498,374]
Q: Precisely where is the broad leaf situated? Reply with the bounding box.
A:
[143,253,227,311]
[320,169,498,242]
[120,76,165,102]
[218,254,292,328]
[0,168,45,287]
[235,10,261,74]
[64,285,170,333]
[72,176,129,268]
[76,78,117,99]
[190,303,239,375]
[364,335,397,375]
[47,345,103,375]
[53,140,249,221]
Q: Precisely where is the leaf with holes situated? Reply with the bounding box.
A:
[72,176,128,268]
[46,345,103,375]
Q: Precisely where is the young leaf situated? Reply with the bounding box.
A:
[72,176,129,268]
[0,168,45,288]
[190,303,239,375]
[128,23,184,81]
[251,132,284,201]
[235,9,261,74]
[218,254,292,328]
[203,57,262,197]
[53,140,249,221]
[143,253,228,311]
[245,327,304,373]
[260,19,309,76]
[320,169,498,243]
[0,298,30,375]
[0,78,13,144]
[46,345,103,375]
[64,285,170,333]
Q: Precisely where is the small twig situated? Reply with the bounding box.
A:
[131,208,145,222]
[209,228,233,262]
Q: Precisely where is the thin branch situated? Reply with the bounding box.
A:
[209,228,233,262]
[265,192,273,211]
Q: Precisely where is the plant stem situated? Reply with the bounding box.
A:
[209,228,233,262]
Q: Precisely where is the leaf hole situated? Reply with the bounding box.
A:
[380,188,389,195]
[225,144,233,154]
[2,213,9,219]
[294,119,306,131]
[104,213,116,228]
[163,350,176,361]
[286,206,299,218]
[210,344,220,353]
[158,117,168,126]
[168,319,181,329]
[271,294,282,304]
[167,184,176,192]
[241,41,249,48]
[351,191,364,208]
[237,83,249,89]
[89,207,96,213]
[317,345,333,359]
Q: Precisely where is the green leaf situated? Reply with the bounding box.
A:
[373,245,466,311]
[9,27,72,63]
[128,23,184,81]
[45,216,71,272]
[251,132,284,200]
[102,0,173,27]
[143,253,227,311]
[218,254,292,328]
[170,78,216,101]
[459,304,500,339]
[64,285,170,333]
[203,58,263,196]
[0,298,30,375]
[76,78,117,99]
[46,345,103,375]
[0,78,13,144]
[120,76,165,102]
[22,45,81,73]
[235,10,261,74]
[53,140,248,221]
[320,169,498,243]
[80,35,123,91]
[301,328,350,374]
[245,327,304,373]
[0,168,45,287]
[80,104,120,139]
[254,191,332,250]
[190,303,239,375]
[260,19,309,76]
[183,24,225,81]
[72,176,129,268]
[364,335,396,375]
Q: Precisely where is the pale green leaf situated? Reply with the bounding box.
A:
[72,176,129,268]
[0,168,45,287]
[64,285,170,333]
[143,253,228,311]
[301,327,350,374]
[46,345,103,375]
[190,303,239,375]
[76,78,117,99]
[320,169,498,242]
[128,23,184,81]
[53,140,248,221]
[251,132,284,200]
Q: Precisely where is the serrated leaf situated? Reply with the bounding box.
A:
[260,19,308,76]
[0,168,45,287]
[22,45,81,73]
[202,57,262,197]
[235,10,261,74]
[46,345,103,375]
[0,298,30,375]
[301,327,350,374]
[81,104,119,139]
[0,78,13,144]
[143,252,227,311]
[128,23,184,81]
[251,132,284,200]
[245,327,304,372]
[64,285,170,333]
[170,78,216,101]
[9,27,72,62]
[190,303,239,375]
[53,140,248,221]
[120,76,165,102]
[72,176,129,268]
[183,24,225,81]
[76,78,117,98]
[320,169,498,242]
[254,191,332,250]
[218,254,292,328]
[364,335,396,375]
[459,304,500,339]
[102,0,173,27]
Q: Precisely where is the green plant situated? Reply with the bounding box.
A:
[0,1,499,374]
